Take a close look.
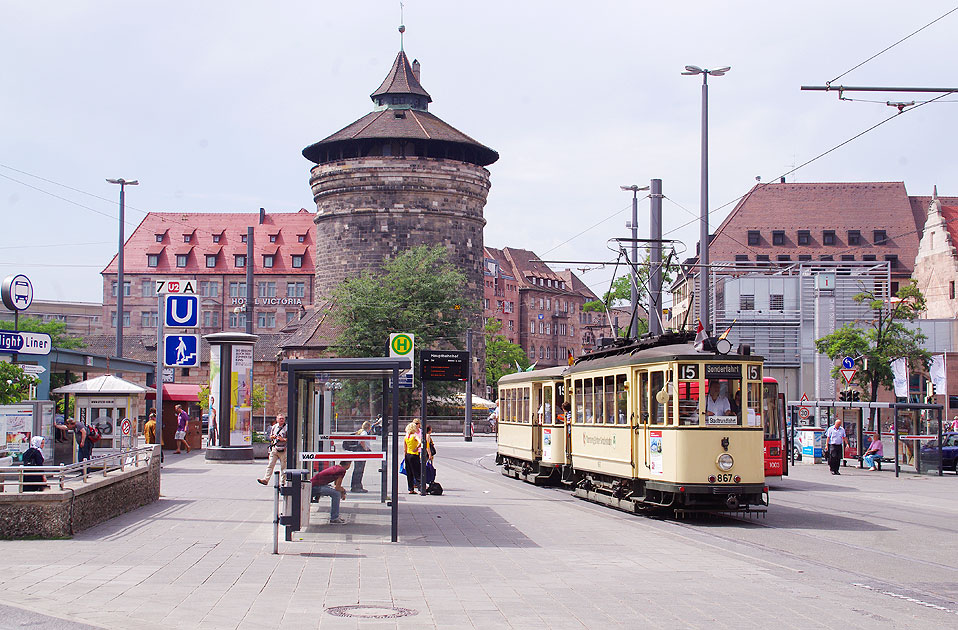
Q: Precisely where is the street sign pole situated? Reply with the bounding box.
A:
[156,291,164,452]
[464,329,473,442]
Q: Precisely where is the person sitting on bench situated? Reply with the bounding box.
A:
[863,437,883,471]
[310,461,351,524]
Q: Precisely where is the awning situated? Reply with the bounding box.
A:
[145,384,201,402]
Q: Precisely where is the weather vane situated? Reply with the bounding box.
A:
[399,2,405,51]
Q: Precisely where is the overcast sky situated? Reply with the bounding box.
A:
[2,1,956,305]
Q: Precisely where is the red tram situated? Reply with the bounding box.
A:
[762,377,787,477]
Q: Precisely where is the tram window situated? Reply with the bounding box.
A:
[746,382,761,427]
[677,379,700,426]
[521,388,530,424]
[650,371,665,425]
[615,374,628,424]
[639,372,649,424]
[543,385,554,424]
[574,379,584,422]
[705,379,739,425]
[603,376,615,423]
[584,378,595,423]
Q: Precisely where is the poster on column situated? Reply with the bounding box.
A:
[209,346,221,445]
[230,345,253,445]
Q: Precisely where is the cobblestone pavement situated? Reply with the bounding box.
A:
[0,437,956,629]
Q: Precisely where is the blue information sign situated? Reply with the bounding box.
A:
[841,356,854,370]
[165,295,199,328]
[164,334,199,367]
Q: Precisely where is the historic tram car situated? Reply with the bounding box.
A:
[496,333,769,515]
[496,366,566,484]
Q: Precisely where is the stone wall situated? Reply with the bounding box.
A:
[0,445,161,539]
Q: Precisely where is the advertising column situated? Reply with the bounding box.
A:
[204,332,257,462]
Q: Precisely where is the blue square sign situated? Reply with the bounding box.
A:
[165,295,199,328]
[164,334,199,367]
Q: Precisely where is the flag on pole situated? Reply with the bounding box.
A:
[693,319,706,351]
[930,354,947,394]
[567,349,575,366]
[525,362,538,372]
[891,357,909,398]
[718,319,737,341]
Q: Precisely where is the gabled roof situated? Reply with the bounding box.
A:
[370,51,431,102]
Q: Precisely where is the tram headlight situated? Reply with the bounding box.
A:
[716,453,734,471]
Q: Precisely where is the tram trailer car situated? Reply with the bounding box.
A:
[496,366,567,485]
[497,333,769,515]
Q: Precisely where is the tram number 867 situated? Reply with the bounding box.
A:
[715,473,734,483]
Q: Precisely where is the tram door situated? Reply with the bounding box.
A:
[531,383,544,459]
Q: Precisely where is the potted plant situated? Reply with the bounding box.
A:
[251,430,270,458]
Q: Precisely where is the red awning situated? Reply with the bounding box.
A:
[145,384,201,402]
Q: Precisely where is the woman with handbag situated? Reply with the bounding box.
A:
[404,419,422,494]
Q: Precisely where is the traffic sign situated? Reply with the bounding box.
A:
[1,274,34,311]
[155,279,196,295]
[120,418,132,436]
[165,295,199,328]
[389,333,414,388]
[840,368,857,385]
[842,356,854,370]
[0,330,51,355]
[17,364,46,376]
[164,334,199,367]
[162,367,175,383]
[799,407,810,419]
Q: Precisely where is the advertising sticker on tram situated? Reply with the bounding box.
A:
[649,430,663,474]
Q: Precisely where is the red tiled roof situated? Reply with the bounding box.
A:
[102,210,315,276]
[940,205,958,250]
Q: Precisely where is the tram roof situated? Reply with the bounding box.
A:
[567,342,763,374]
[498,365,568,385]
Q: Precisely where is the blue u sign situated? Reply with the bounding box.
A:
[165,295,199,328]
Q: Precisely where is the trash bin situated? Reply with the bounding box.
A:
[282,469,312,534]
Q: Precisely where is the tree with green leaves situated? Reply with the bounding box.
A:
[0,316,85,349]
[815,281,930,410]
[484,318,529,392]
[582,252,677,335]
[0,362,40,404]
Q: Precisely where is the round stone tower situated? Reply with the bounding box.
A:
[303,49,499,316]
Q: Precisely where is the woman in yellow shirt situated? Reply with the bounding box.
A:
[404,419,422,494]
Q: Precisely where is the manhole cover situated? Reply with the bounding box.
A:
[325,605,418,619]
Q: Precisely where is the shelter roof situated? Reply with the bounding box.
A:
[52,374,153,395]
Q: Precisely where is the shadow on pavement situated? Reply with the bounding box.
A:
[768,478,856,492]
[764,503,893,531]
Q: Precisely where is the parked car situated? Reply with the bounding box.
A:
[919,432,958,472]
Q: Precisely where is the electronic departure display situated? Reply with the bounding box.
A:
[421,350,469,381]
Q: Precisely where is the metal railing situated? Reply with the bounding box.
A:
[0,446,157,493]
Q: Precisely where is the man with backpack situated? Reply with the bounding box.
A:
[53,417,96,462]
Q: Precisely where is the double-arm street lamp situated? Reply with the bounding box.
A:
[107,178,138,360]
[681,65,729,333]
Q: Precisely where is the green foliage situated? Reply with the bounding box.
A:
[815,281,930,404]
[0,316,85,349]
[484,318,529,390]
[0,362,40,404]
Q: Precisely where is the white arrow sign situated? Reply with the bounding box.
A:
[17,364,46,376]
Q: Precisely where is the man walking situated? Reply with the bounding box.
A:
[258,415,287,485]
[173,404,191,453]
[824,418,849,475]
[310,461,351,524]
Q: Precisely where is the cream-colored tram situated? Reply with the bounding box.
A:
[568,334,768,515]
[496,366,567,484]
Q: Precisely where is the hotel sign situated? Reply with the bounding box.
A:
[229,297,304,306]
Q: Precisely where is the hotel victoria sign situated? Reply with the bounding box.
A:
[229,297,305,306]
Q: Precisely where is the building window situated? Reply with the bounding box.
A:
[176,254,188,267]
[229,282,247,297]
[286,311,297,324]
[229,311,246,328]
[292,255,303,268]
[798,254,812,261]
[770,295,784,311]
[756,254,770,262]
[539,346,544,359]
[739,295,755,311]
[199,281,219,297]
[203,310,220,327]
[772,231,785,245]
[848,230,861,246]
[820,255,834,261]
[141,280,153,297]
[823,230,836,245]
[241,234,248,243]
[286,282,305,298]
[950,281,955,300]
[840,255,855,261]
[530,320,535,333]
[110,311,131,327]
[508,320,514,331]
[298,235,306,243]
[183,234,191,243]
[777,255,791,262]
[884,254,899,269]
[874,230,888,245]
[529,348,535,360]
[747,230,760,246]
[206,254,217,268]
[235,255,246,268]
[538,322,544,334]
[862,254,877,261]
[257,312,276,328]
[269,235,277,243]
[212,234,221,243]
[148,254,159,268]
[141,311,158,327]
[111,281,131,297]
[263,255,274,268]
[797,230,810,246]
[155,234,163,243]
[736,253,750,261]
[257,281,276,298]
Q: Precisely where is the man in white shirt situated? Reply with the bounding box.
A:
[705,380,732,417]
[824,418,849,475]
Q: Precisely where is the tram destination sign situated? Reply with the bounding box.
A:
[704,363,741,379]
[420,350,469,381]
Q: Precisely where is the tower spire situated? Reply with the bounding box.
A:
[399,2,405,51]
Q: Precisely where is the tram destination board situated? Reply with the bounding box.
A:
[421,350,469,381]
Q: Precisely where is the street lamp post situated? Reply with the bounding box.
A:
[107,178,138,362]
[681,65,729,334]
[621,184,650,339]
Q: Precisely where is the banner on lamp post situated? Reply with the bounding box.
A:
[891,358,909,399]
[929,354,947,394]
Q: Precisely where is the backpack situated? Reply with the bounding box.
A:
[86,423,102,443]
[426,482,443,496]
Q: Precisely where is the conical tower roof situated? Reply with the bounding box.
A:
[303,50,498,167]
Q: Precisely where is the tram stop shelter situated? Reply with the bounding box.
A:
[281,357,412,542]
[786,400,947,477]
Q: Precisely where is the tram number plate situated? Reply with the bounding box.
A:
[714,473,734,483]
[706,415,738,425]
